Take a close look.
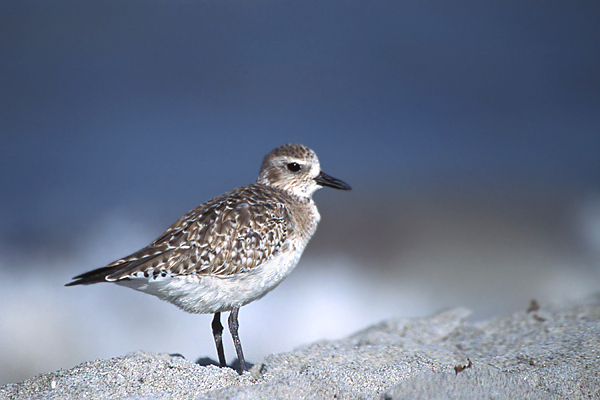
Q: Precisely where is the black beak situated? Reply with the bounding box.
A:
[314,171,352,190]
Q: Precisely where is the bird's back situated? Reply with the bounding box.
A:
[67,183,318,286]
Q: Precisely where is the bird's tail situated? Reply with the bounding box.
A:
[65,266,121,286]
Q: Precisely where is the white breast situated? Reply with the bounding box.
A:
[116,241,304,314]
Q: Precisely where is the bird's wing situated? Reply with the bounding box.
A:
[67,186,291,285]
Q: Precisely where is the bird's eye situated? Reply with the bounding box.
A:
[286,162,301,172]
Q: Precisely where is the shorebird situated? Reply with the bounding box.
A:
[66,144,351,372]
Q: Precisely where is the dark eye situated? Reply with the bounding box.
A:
[286,162,301,172]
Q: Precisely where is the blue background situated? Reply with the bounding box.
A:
[1,1,599,384]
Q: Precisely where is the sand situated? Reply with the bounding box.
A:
[2,295,599,399]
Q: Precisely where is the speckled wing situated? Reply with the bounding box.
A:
[68,185,291,285]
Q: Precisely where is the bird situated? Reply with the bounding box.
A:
[66,143,351,372]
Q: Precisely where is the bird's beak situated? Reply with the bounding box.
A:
[314,171,352,190]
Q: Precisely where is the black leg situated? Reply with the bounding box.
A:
[212,312,227,367]
[228,307,248,372]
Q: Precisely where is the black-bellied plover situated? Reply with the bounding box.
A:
[66,144,351,372]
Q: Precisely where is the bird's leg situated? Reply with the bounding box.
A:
[228,307,248,372]
[212,312,227,367]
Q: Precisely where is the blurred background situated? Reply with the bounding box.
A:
[1,1,600,385]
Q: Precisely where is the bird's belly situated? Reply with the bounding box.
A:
[116,244,303,314]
